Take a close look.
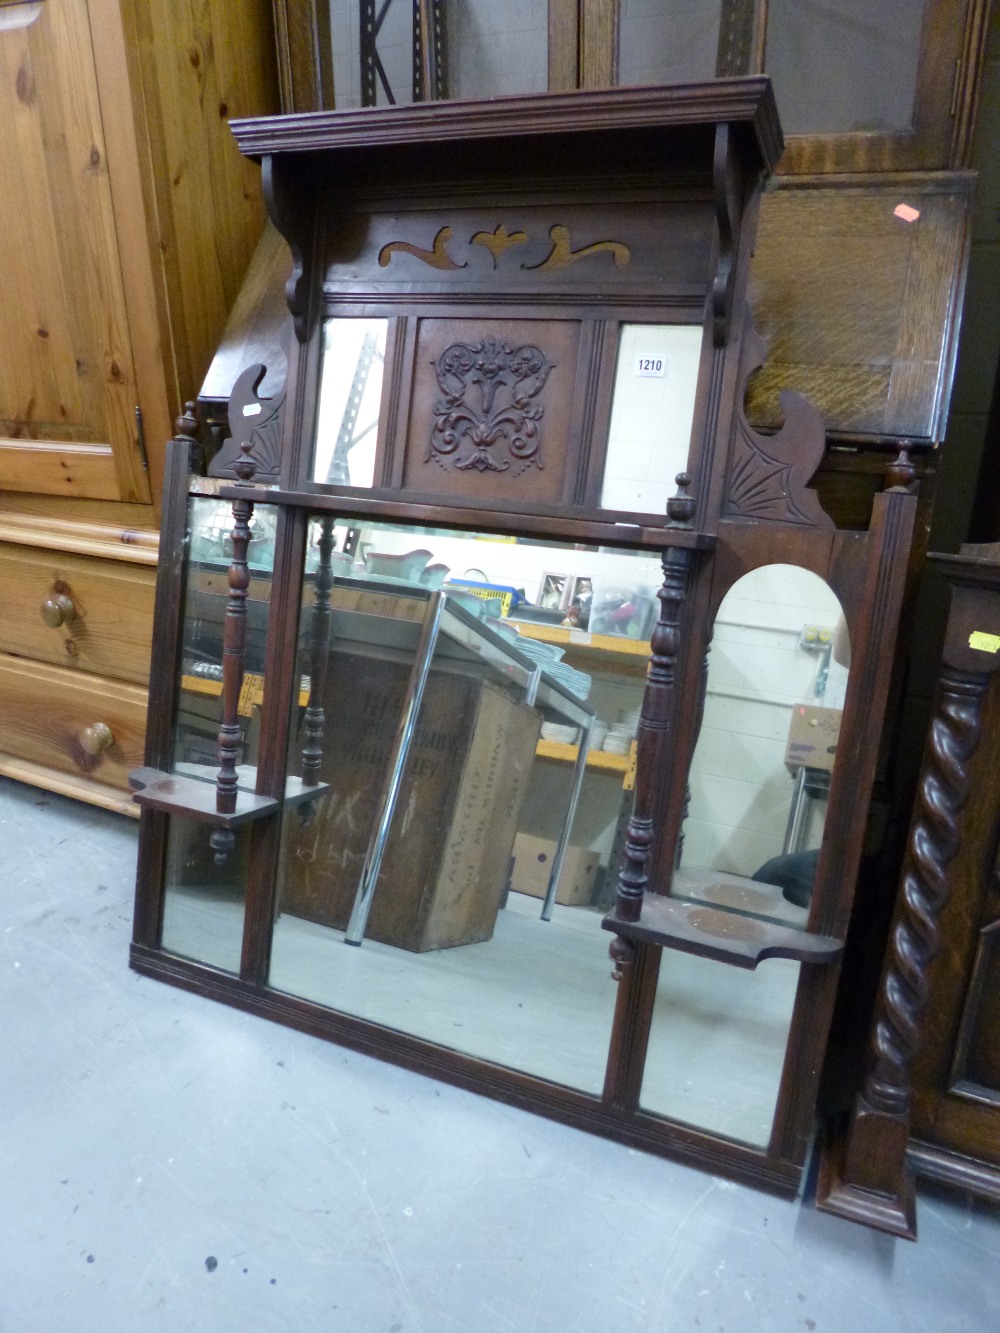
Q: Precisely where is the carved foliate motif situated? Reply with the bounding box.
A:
[378,226,466,271]
[725,322,833,529]
[377,223,631,273]
[429,339,554,475]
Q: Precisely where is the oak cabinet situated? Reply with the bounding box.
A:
[287,0,989,174]
[0,0,279,810]
[819,543,1000,1236]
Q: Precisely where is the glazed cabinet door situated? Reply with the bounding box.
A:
[0,0,150,503]
[598,0,987,172]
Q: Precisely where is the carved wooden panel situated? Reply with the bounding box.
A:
[401,318,581,503]
[323,202,714,306]
[209,362,286,483]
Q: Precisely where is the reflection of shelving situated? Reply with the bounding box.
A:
[181,673,309,713]
[536,739,629,773]
[511,622,649,676]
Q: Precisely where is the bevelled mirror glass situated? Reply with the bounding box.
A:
[269,516,663,1091]
[600,323,702,514]
[678,563,848,916]
[159,497,277,970]
[638,563,849,1145]
[313,318,388,486]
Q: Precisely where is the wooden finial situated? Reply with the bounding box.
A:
[885,442,917,491]
[175,401,198,440]
[666,471,695,527]
[209,826,235,867]
[233,438,258,485]
[609,934,636,981]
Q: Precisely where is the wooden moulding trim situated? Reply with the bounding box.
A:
[0,440,121,501]
[0,513,158,565]
[907,1138,1000,1204]
[602,895,843,970]
[767,169,977,194]
[127,942,802,1197]
[214,485,719,552]
[928,550,1000,592]
[0,754,140,818]
[231,79,784,176]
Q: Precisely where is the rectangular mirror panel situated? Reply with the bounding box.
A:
[160,819,250,974]
[600,324,702,514]
[270,519,660,1093]
[313,318,388,486]
[157,496,280,973]
[640,953,801,1147]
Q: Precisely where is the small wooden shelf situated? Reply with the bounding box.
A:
[511,621,650,676]
[535,738,632,775]
[603,891,843,970]
[129,766,325,827]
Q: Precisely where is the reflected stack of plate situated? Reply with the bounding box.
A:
[545,661,592,700]
[540,722,580,745]
[602,705,642,754]
[506,634,592,700]
[509,636,564,665]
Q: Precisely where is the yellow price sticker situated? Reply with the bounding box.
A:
[969,631,1000,654]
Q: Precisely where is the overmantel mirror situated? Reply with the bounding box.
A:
[130,81,918,1194]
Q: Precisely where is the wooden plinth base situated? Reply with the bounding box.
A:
[816,1120,917,1240]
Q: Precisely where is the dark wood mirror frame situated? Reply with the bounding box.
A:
[130,80,919,1195]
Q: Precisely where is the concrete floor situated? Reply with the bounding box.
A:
[1,775,997,1332]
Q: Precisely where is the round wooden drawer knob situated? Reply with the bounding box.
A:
[41,593,76,627]
[79,722,114,756]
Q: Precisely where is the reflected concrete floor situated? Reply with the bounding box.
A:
[166,879,798,1142]
[1,776,997,1333]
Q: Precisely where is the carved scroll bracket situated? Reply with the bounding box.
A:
[724,320,833,529]
[262,155,315,343]
[711,124,740,348]
[209,360,286,483]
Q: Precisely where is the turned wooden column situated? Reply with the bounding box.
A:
[211,442,258,864]
[612,474,696,926]
[301,515,336,786]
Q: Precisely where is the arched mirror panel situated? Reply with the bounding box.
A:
[639,563,849,1145]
